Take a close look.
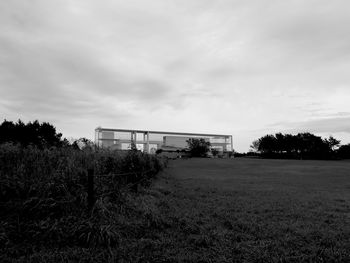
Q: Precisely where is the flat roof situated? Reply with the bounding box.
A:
[95,127,232,138]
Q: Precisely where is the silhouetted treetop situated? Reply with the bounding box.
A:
[0,119,64,148]
[251,132,344,160]
[187,138,211,157]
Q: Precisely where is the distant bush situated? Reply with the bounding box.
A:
[187,138,211,157]
[155,149,163,154]
[71,137,95,150]
[211,148,219,157]
[233,152,247,158]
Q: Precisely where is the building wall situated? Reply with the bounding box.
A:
[95,128,233,154]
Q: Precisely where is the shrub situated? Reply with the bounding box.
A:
[155,149,163,154]
[0,144,165,259]
[211,148,219,157]
[186,138,211,157]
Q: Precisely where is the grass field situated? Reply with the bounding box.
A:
[133,158,350,262]
[2,156,350,262]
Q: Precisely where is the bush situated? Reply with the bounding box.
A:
[155,149,163,154]
[186,138,211,157]
[211,148,219,157]
[0,144,165,259]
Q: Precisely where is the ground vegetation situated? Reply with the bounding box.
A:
[0,143,165,262]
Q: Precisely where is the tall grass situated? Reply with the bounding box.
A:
[0,143,165,261]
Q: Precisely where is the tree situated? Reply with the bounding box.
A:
[258,134,278,154]
[251,132,338,159]
[211,148,219,157]
[72,137,94,150]
[275,133,285,153]
[186,138,211,157]
[293,133,330,159]
[0,119,64,148]
[337,144,350,159]
[250,140,260,152]
[325,136,341,151]
[283,134,296,154]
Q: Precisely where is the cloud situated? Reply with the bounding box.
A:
[269,116,350,135]
[1,0,350,151]
[295,117,350,134]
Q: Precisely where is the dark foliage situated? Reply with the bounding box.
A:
[251,132,344,159]
[211,148,219,157]
[155,149,163,154]
[0,119,65,148]
[186,138,211,157]
[0,144,165,261]
[233,151,260,158]
[337,144,350,159]
[70,137,95,150]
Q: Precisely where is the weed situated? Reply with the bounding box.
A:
[0,143,165,261]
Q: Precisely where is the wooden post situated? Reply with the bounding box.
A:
[87,168,95,209]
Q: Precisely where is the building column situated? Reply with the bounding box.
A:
[231,136,234,153]
[146,132,150,153]
[223,136,228,152]
[143,132,150,153]
[95,129,99,148]
[130,131,136,149]
[143,132,146,152]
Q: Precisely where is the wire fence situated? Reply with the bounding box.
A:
[0,168,159,211]
[86,168,157,209]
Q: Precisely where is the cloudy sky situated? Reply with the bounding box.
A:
[1,0,350,151]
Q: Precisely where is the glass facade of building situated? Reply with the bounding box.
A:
[95,127,233,154]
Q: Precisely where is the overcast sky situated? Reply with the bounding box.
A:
[1,0,350,151]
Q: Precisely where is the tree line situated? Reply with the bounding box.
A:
[251,132,350,159]
[0,119,93,149]
[0,119,65,148]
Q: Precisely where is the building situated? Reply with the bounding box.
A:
[95,127,233,154]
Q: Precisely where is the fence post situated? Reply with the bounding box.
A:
[87,168,95,209]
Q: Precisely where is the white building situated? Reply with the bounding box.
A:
[95,127,233,154]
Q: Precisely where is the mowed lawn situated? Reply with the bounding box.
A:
[134,158,350,262]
